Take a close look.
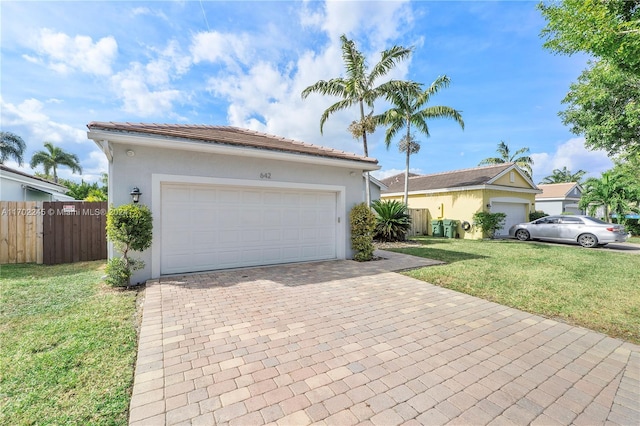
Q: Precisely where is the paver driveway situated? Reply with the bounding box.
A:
[129,251,639,425]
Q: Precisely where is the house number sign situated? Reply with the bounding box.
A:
[260,172,272,179]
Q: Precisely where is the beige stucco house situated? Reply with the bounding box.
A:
[535,182,584,215]
[88,122,379,283]
[381,163,541,238]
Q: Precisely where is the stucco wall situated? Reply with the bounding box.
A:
[384,187,537,240]
[493,170,532,188]
[0,176,72,201]
[535,200,583,216]
[385,190,485,239]
[108,143,368,283]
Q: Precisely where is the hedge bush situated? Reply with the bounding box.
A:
[350,203,376,261]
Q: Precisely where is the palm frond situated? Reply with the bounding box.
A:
[368,45,413,84]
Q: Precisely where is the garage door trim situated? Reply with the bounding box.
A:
[150,174,346,278]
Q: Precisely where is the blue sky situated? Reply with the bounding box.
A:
[1,0,614,185]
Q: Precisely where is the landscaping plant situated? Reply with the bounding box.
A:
[106,204,152,287]
[472,211,506,238]
[371,199,412,242]
[350,202,376,261]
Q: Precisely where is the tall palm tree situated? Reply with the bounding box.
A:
[301,34,414,206]
[579,171,638,222]
[479,141,534,178]
[30,142,82,183]
[0,131,26,166]
[540,166,586,184]
[376,76,464,204]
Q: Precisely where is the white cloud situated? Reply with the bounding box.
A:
[109,40,191,117]
[0,96,85,144]
[26,28,117,76]
[110,63,184,117]
[531,137,613,182]
[190,31,251,68]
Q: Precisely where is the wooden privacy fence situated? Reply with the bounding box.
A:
[0,201,108,265]
[408,209,429,237]
[0,201,43,264]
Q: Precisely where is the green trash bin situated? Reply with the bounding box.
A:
[431,220,444,237]
[443,219,458,238]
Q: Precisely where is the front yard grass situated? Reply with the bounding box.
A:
[389,237,640,344]
[0,261,139,425]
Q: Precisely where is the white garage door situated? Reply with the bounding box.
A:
[491,202,527,236]
[161,183,337,274]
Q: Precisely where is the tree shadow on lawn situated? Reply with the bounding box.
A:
[388,246,489,264]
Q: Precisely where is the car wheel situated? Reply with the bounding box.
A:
[515,229,530,241]
[578,233,598,248]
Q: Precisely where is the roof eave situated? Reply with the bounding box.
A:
[383,184,542,197]
[87,129,379,171]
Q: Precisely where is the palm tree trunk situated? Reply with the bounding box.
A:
[359,100,371,206]
[403,122,411,206]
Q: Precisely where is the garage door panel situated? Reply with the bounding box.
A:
[192,188,217,202]
[161,184,337,274]
[492,202,526,236]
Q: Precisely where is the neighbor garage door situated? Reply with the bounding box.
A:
[491,202,527,237]
[161,183,337,274]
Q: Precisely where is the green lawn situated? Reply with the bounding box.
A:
[629,235,640,244]
[0,261,139,425]
[389,237,640,344]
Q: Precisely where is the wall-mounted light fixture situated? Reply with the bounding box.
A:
[126,150,135,157]
[486,203,492,209]
[130,187,142,203]
[350,171,356,176]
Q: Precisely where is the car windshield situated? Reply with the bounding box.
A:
[582,217,610,225]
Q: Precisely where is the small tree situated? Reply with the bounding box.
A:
[350,203,376,261]
[472,211,507,239]
[106,204,153,287]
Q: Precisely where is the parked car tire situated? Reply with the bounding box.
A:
[578,233,598,248]
[515,229,530,241]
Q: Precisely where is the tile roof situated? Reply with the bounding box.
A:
[379,172,420,187]
[382,163,515,194]
[536,182,580,199]
[87,122,377,165]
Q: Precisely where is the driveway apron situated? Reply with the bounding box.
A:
[129,250,639,425]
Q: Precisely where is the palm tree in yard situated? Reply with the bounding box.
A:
[301,34,415,206]
[0,131,27,166]
[30,141,82,183]
[540,166,586,184]
[579,171,639,222]
[376,76,464,205]
[479,141,534,178]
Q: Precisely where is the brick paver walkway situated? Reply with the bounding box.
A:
[129,251,639,425]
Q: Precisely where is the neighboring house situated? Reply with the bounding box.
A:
[368,174,388,201]
[381,163,541,238]
[0,164,75,201]
[88,122,379,282]
[535,182,584,216]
